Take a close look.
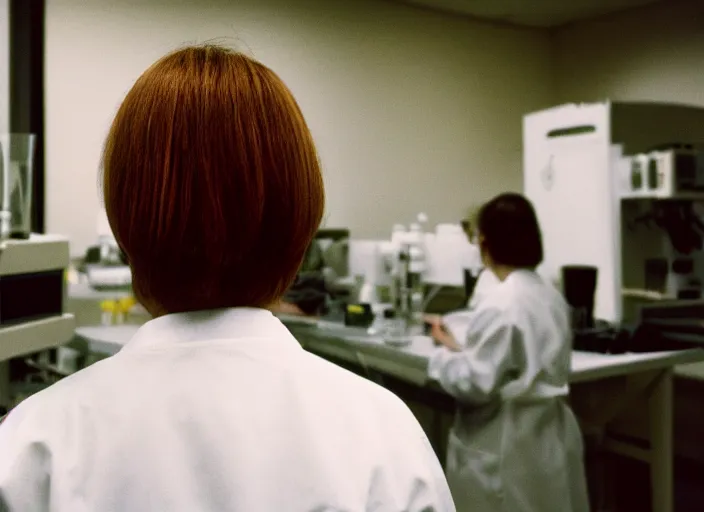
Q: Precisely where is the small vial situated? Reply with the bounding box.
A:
[118,296,137,324]
[100,300,116,326]
[113,305,125,325]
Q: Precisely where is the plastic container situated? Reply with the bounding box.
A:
[407,223,426,274]
[390,224,406,245]
[100,300,116,326]
[383,309,410,347]
[114,296,138,324]
[57,347,81,374]
[114,306,125,325]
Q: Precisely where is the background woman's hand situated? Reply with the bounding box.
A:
[428,317,462,351]
[423,314,442,328]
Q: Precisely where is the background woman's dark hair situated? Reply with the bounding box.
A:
[477,193,543,268]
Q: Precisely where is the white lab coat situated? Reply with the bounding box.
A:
[441,269,500,348]
[428,270,589,512]
[466,268,499,311]
[0,308,455,511]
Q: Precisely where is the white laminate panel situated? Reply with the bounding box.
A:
[0,314,76,361]
[675,361,704,381]
[570,350,704,383]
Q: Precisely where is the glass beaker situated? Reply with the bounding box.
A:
[0,133,35,239]
[383,309,410,347]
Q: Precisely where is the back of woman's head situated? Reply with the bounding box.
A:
[477,193,543,268]
[102,45,325,314]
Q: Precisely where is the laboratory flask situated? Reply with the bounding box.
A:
[0,133,35,239]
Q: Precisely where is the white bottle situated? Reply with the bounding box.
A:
[406,222,427,331]
[407,223,426,275]
[388,225,407,312]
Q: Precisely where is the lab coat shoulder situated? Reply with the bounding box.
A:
[0,343,455,511]
[478,271,564,326]
[302,353,456,511]
[366,397,456,511]
[0,354,111,428]
[0,362,101,511]
[467,269,501,310]
[478,274,520,312]
[0,355,117,452]
[465,283,521,340]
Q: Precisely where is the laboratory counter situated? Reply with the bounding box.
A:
[75,316,704,388]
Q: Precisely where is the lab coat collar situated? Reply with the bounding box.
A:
[121,307,300,353]
[504,268,540,284]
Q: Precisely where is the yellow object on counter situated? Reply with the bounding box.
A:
[118,296,137,312]
[100,300,117,313]
[347,304,364,315]
[113,296,138,325]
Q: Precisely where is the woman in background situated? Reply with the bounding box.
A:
[0,45,454,512]
[428,193,589,512]
[460,211,501,312]
[424,213,500,344]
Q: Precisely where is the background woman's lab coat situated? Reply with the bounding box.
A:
[0,309,455,511]
[428,270,589,512]
[442,269,501,347]
[466,268,499,310]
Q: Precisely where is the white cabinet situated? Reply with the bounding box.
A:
[524,101,704,323]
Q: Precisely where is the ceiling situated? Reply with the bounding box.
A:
[395,0,662,27]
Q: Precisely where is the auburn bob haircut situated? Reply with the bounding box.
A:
[102,45,325,314]
[477,193,543,269]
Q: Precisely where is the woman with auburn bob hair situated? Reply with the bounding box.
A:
[0,46,454,511]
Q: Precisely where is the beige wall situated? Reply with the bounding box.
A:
[554,0,704,106]
[46,0,553,255]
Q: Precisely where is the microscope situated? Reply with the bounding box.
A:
[380,215,429,335]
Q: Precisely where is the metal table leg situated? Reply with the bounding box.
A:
[0,361,10,411]
[649,369,674,512]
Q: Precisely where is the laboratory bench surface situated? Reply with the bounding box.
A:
[74,318,704,387]
[75,318,704,512]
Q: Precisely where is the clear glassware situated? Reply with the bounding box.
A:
[0,133,35,239]
[383,309,410,347]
